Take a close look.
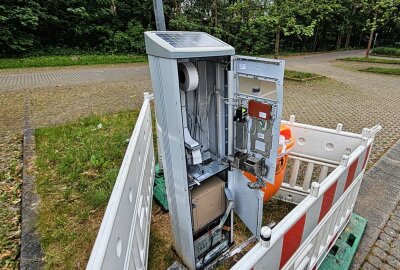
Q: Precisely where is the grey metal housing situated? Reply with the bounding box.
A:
[146,31,285,270]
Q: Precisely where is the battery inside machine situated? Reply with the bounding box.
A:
[191,176,226,232]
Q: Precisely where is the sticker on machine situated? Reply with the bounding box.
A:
[259,112,267,119]
[257,133,265,139]
[255,140,266,152]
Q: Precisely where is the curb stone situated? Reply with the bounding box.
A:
[21,93,43,269]
[20,128,44,270]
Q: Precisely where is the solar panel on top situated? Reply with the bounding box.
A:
[155,32,227,48]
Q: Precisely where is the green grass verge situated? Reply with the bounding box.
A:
[35,111,140,269]
[0,54,146,69]
[337,57,400,65]
[359,67,400,75]
[285,70,324,81]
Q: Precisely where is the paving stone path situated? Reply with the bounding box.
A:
[362,201,400,270]
[0,64,148,92]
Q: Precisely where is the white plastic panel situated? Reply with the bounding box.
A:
[282,117,363,163]
[87,93,155,270]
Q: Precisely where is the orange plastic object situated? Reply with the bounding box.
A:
[244,124,295,201]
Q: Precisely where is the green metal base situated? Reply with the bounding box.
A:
[319,213,367,270]
[153,164,169,211]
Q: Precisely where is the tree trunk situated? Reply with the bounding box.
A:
[345,27,352,49]
[174,0,181,14]
[365,12,377,58]
[213,0,218,27]
[274,26,280,59]
[345,4,357,49]
[365,29,374,58]
[303,37,308,51]
[336,33,342,50]
[312,26,319,52]
[358,30,363,48]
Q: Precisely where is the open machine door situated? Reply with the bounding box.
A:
[229,55,285,237]
[87,93,155,270]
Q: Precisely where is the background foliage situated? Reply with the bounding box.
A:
[0,0,399,57]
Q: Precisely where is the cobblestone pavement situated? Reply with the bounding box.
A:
[0,63,148,92]
[362,202,400,270]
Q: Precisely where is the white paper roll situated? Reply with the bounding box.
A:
[178,62,199,91]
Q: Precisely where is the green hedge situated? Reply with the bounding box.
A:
[372,47,400,57]
[0,54,146,69]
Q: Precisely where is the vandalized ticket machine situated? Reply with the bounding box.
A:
[145,31,284,269]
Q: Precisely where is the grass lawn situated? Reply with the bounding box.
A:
[35,111,139,269]
[285,70,324,81]
[0,136,22,270]
[0,54,146,69]
[359,67,400,76]
[337,57,400,65]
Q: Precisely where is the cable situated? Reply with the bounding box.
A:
[187,114,194,134]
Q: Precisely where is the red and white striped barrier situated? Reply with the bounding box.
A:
[232,119,380,270]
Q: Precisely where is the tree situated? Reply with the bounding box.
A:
[1,0,399,56]
[362,0,399,57]
[344,1,360,49]
[307,0,342,52]
[266,0,317,58]
[224,0,270,53]
[0,0,41,55]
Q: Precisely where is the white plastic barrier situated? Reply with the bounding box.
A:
[232,119,380,270]
[87,93,155,270]
[277,117,370,205]
[87,107,379,270]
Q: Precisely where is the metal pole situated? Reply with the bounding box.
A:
[153,0,166,31]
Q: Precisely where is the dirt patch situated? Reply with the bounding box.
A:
[0,134,23,270]
[1,65,151,136]
[0,93,25,135]
[149,198,296,269]
[148,204,181,269]
[28,80,150,130]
